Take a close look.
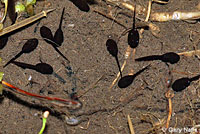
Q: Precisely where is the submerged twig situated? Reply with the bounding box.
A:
[165,90,174,129]
[106,0,200,22]
[78,75,103,98]
[178,50,200,57]
[0,9,55,37]
[127,115,135,134]
[151,11,200,22]
[1,80,81,109]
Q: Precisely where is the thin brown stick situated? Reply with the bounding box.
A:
[0,9,55,37]
[178,50,200,57]
[165,90,174,128]
[78,75,103,98]
[139,0,152,36]
[128,115,135,134]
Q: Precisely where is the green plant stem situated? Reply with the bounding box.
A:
[39,118,47,134]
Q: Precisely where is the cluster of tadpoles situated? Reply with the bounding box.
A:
[0,0,199,132]
[0,8,82,111]
[0,3,104,128]
[105,0,200,131]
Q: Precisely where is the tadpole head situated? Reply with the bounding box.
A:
[106,39,118,57]
[118,75,134,88]
[22,38,38,53]
[161,52,180,64]
[54,29,63,47]
[70,0,90,12]
[40,26,54,42]
[128,29,139,48]
[35,63,53,74]
[172,77,190,92]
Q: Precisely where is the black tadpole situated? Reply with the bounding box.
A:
[40,8,70,63]
[106,39,122,77]
[118,65,150,88]
[11,61,66,83]
[70,0,90,12]
[54,7,65,46]
[135,52,180,64]
[11,61,53,74]
[172,74,200,92]
[128,4,139,48]
[4,38,38,68]
[40,26,55,46]
[0,36,9,49]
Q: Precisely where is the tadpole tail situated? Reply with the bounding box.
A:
[133,64,150,77]
[11,61,36,70]
[135,55,161,62]
[59,7,65,29]
[189,74,200,82]
[3,52,23,68]
[53,46,70,63]
[115,57,122,78]
[132,1,136,29]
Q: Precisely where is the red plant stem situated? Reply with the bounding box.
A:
[1,80,79,105]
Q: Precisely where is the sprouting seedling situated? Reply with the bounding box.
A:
[4,38,38,67]
[40,8,70,63]
[106,38,122,77]
[118,65,150,88]
[172,74,200,92]
[0,9,55,37]
[135,52,180,64]
[128,3,139,48]
[39,111,49,134]
[11,61,66,83]
[54,7,65,46]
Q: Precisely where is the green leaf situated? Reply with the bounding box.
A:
[25,0,36,6]
[15,2,26,13]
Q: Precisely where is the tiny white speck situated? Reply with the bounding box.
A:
[68,24,75,28]
[28,75,32,81]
